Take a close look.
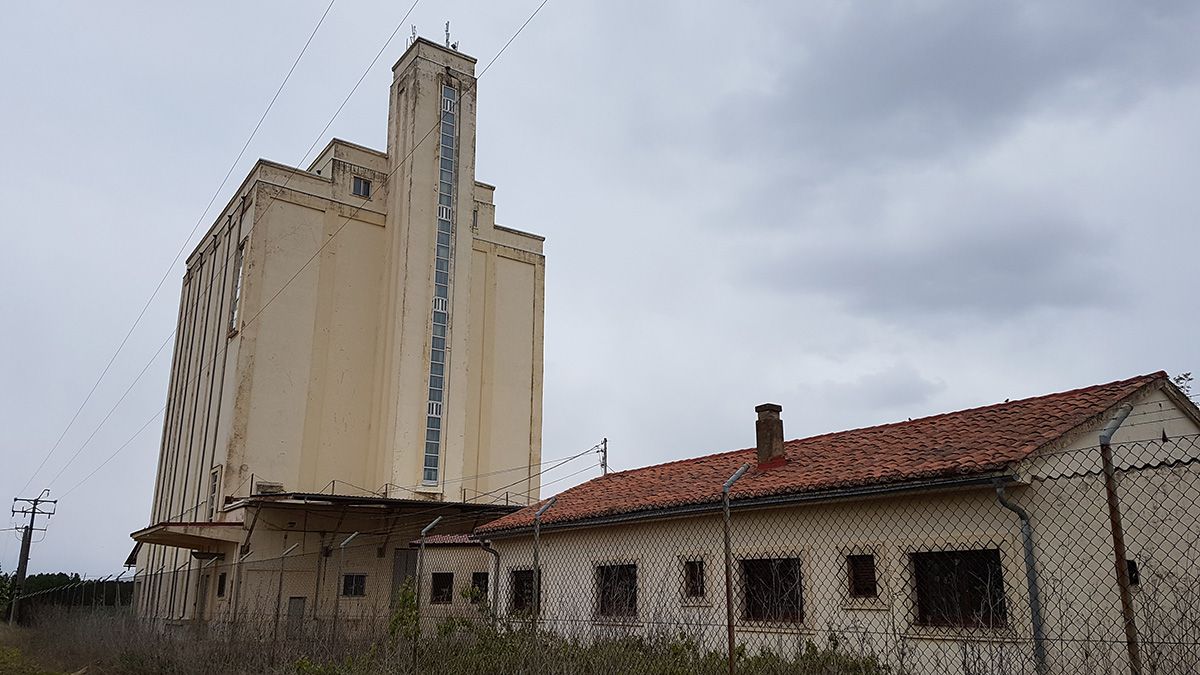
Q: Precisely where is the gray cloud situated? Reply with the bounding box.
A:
[2,0,1199,577]
[751,208,1116,318]
[712,2,1200,172]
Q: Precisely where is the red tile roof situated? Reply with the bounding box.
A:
[478,372,1167,535]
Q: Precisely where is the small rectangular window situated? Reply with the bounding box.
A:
[471,572,489,604]
[1127,559,1140,586]
[912,549,1006,628]
[683,560,705,599]
[596,564,638,618]
[352,176,371,198]
[847,554,878,598]
[341,573,366,597]
[510,569,540,614]
[216,572,227,598]
[741,558,803,623]
[431,572,454,604]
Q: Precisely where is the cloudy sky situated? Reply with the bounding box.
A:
[2,1,1197,576]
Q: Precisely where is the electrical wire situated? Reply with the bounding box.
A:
[17,0,340,497]
[52,1,552,500]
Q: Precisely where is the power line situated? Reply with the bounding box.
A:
[36,0,427,495]
[18,0,339,497]
[53,3,551,499]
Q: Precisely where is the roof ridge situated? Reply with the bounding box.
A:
[787,371,1165,445]
[599,372,1165,477]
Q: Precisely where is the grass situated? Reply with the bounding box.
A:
[1,608,895,675]
[0,626,65,675]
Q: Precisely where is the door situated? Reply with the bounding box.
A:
[286,596,306,639]
[392,548,418,607]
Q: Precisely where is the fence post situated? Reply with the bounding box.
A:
[1099,404,1143,675]
[230,549,253,637]
[332,532,359,649]
[413,516,443,670]
[272,543,300,648]
[532,497,557,674]
[722,463,750,675]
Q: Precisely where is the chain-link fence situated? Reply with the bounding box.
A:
[13,435,1200,674]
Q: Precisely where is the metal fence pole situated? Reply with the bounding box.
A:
[532,497,556,675]
[230,549,252,636]
[272,543,300,647]
[722,463,750,675]
[332,532,359,648]
[412,517,442,670]
[1099,404,1143,675]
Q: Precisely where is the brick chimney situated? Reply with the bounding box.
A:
[755,403,785,468]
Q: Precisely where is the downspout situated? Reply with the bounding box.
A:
[1100,403,1142,675]
[994,481,1047,675]
[477,538,501,625]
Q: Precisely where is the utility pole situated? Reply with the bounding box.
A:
[599,438,608,476]
[9,489,56,625]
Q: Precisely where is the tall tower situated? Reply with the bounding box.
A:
[371,39,544,501]
[134,36,544,622]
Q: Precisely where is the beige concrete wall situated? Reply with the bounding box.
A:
[484,390,1200,674]
[138,38,545,620]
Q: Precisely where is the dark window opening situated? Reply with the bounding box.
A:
[912,549,1007,628]
[847,554,878,598]
[216,572,227,598]
[431,572,454,604]
[341,573,366,597]
[1127,559,1140,586]
[596,564,638,618]
[741,557,804,623]
[684,560,705,599]
[510,569,540,614]
[352,176,371,198]
[471,572,489,603]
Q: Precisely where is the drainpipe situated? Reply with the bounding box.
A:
[477,538,501,625]
[994,481,1047,675]
[722,462,751,675]
[1100,403,1142,675]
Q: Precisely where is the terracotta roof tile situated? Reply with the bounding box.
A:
[478,372,1166,534]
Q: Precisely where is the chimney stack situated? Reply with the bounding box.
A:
[755,403,785,467]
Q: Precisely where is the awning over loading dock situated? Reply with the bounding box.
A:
[131,521,243,551]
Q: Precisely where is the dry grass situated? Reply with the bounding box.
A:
[3,609,895,675]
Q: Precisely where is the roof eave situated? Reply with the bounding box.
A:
[480,471,1016,539]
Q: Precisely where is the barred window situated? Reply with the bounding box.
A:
[216,572,227,598]
[847,554,878,598]
[341,573,366,597]
[741,558,803,623]
[912,549,1007,628]
[471,572,489,603]
[510,569,540,614]
[596,564,638,618]
[683,560,705,599]
[431,572,453,604]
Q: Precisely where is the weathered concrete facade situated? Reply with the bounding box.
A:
[135,38,546,622]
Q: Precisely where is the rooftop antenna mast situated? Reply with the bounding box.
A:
[445,21,451,48]
[408,25,417,48]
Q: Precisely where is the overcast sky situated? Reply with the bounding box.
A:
[2,1,1197,577]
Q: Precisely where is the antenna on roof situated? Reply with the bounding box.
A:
[445,21,451,48]
[408,25,417,48]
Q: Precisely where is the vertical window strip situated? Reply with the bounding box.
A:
[423,84,458,485]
